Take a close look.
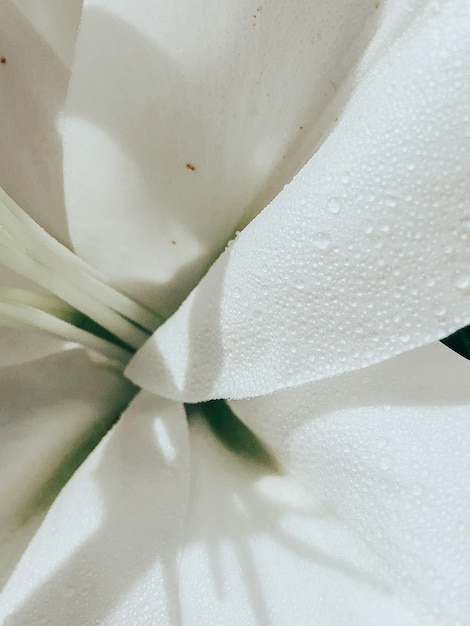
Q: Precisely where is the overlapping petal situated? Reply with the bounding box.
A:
[63,0,381,317]
[178,409,419,626]
[127,0,470,401]
[0,391,190,625]
[1,1,469,624]
[229,343,470,623]
[0,349,134,590]
[4,354,466,626]
[0,0,82,244]
[0,1,82,364]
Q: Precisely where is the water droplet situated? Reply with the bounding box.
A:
[385,195,397,208]
[434,304,447,318]
[362,221,374,235]
[327,197,342,214]
[313,233,331,251]
[253,309,263,321]
[454,273,470,293]
[377,437,387,449]
[340,172,350,185]
[379,455,393,470]
[232,287,241,299]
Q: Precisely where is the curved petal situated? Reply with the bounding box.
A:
[0,0,82,245]
[0,2,82,363]
[63,0,380,316]
[177,409,420,626]
[0,264,69,367]
[127,1,470,401]
[228,343,470,623]
[9,0,83,68]
[0,328,69,368]
[0,392,190,626]
[0,350,134,590]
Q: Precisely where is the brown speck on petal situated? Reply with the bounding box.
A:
[1,58,6,65]
[171,240,176,245]
[186,163,196,171]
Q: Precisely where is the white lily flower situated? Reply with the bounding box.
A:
[0,0,469,624]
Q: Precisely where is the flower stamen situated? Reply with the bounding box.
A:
[0,298,132,366]
[0,186,161,360]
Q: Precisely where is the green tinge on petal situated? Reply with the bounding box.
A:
[0,286,131,349]
[0,185,159,349]
[4,384,136,551]
[186,400,280,473]
[0,351,137,589]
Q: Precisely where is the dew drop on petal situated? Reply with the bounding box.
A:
[379,454,393,471]
[377,436,387,449]
[313,232,332,251]
[434,304,447,318]
[454,273,470,293]
[327,197,342,214]
[411,484,424,497]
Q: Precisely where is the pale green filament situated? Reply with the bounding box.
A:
[0,186,161,362]
[0,303,132,365]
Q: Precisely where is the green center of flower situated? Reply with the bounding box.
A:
[0,185,161,367]
[0,185,282,469]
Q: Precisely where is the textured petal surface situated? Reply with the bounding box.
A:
[0,350,134,589]
[63,0,380,316]
[178,409,419,626]
[127,1,470,401]
[2,346,467,624]
[0,392,190,626]
[229,343,470,624]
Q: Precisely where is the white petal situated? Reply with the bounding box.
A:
[0,0,82,245]
[0,350,134,589]
[64,0,380,316]
[180,408,420,625]
[0,391,190,626]
[229,343,470,623]
[9,0,83,68]
[0,2,82,364]
[0,328,69,368]
[0,268,70,367]
[127,1,470,401]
